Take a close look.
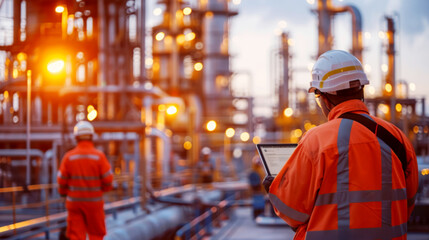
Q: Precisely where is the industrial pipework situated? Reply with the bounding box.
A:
[315,0,363,61]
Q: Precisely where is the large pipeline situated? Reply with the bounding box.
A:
[105,188,223,240]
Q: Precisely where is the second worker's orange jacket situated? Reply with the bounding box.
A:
[57,141,113,204]
[269,100,418,240]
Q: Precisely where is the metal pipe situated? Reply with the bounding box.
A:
[334,5,363,62]
[26,70,31,186]
[317,0,332,57]
[98,0,107,120]
[138,0,146,82]
[147,127,171,187]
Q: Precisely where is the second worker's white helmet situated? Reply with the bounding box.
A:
[73,121,94,137]
[309,50,369,94]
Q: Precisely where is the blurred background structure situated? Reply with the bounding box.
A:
[0,0,428,239]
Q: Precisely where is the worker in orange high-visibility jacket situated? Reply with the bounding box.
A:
[57,121,113,240]
[263,50,418,240]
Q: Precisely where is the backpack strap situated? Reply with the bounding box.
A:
[339,112,407,174]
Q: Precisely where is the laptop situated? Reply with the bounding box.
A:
[256,143,298,176]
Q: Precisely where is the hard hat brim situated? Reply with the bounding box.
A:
[308,87,316,93]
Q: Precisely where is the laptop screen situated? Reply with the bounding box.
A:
[256,144,297,176]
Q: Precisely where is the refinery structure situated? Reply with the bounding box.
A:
[0,0,428,239]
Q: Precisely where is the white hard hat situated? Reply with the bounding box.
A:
[309,50,369,94]
[73,121,94,137]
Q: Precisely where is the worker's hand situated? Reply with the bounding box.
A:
[262,175,274,193]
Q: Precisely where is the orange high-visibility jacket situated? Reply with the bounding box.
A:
[57,141,113,203]
[269,100,418,240]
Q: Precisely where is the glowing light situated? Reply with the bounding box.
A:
[364,32,371,39]
[422,168,429,176]
[17,52,26,62]
[205,11,214,18]
[153,8,162,16]
[47,59,65,74]
[283,107,294,117]
[252,136,261,144]
[293,129,303,138]
[287,39,294,46]
[409,83,416,92]
[176,34,185,45]
[240,132,250,142]
[184,141,192,150]
[278,20,287,29]
[155,32,165,41]
[378,104,390,114]
[158,104,166,112]
[395,103,402,113]
[166,105,178,115]
[306,0,315,5]
[3,91,9,100]
[413,126,419,134]
[87,105,95,113]
[378,31,386,39]
[367,85,376,96]
[194,62,203,71]
[206,120,217,131]
[232,0,241,5]
[381,64,388,73]
[385,83,392,93]
[55,6,65,13]
[364,64,371,73]
[183,7,192,15]
[145,58,153,67]
[185,32,196,41]
[304,122,312,131]
[225,128,235,138]
[87,109,98,121]
[12,69,18,78]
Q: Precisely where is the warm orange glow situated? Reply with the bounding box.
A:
[385,83,392,93]
[283,107,293,117]
[240,132,250,142]
[17,52,26,62]
[55,6,65,13]
[87,109,98,121]
[413,126,419,134]
[206,120,217,131]
[47,59,65,74]
[166,105,178,115]
[176,34,185,45]
[158,104,166,112]
[293,129,303,138]
[252,136,261,144]
[185,32,196,41]
[225,128,235,138]
[395,103,402,113]
[155,32,165,41]
[194,62,203,71]
[184,141,192,150]
[183,7,192,15]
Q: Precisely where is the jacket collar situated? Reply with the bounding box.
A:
[327,99,370,121]
[76,140,94,148]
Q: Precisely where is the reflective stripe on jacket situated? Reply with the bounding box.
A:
[269,100,419,240]
[57,141,113,202]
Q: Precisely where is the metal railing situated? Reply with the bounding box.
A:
[0,184,197,239]
[175,196,235,240]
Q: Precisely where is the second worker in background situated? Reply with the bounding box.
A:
[57,121,113,240]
